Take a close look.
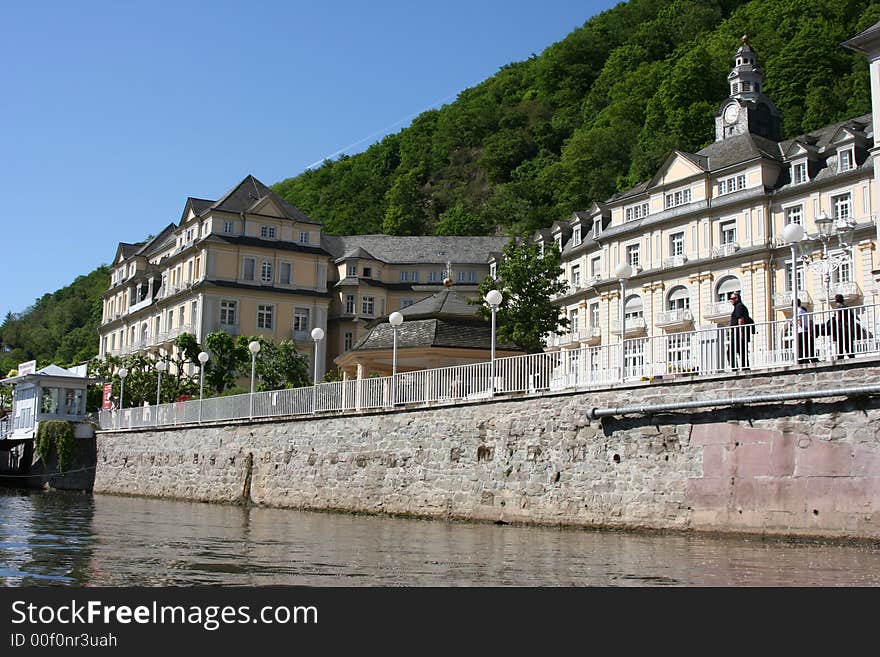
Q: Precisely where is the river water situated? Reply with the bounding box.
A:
[1,488,879,586]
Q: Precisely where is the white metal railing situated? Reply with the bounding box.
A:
[663,255,688,268]
[829,281,861,300]
[98,303,880,432]
[610,317,648,335]
[712,243,739,258]
[773,290,812,307]
[703,301,731,320]
[655,309,693,327]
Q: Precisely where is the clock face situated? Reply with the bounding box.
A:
[724,103,739,124]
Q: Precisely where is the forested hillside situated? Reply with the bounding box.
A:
[273,0,880,238]
[0,266,109,373]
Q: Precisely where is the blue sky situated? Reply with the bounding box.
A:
[0,0,617,317]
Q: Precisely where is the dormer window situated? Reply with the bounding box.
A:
[792,161,808,185]
[664,188,692,209]
[555,234,563,252]
[538,241,545,257]
[838,148,854,172]
[718,174,746,196]
[224,221,234,233]
[489,262,497,278]
[624,202,649,222]
[572,226,581,246]
[592,220,602,239]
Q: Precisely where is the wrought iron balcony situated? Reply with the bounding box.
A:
[655,309,694,330]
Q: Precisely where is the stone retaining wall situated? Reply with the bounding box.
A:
[94,360,880,539]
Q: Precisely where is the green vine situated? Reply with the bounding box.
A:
[35,420,76,473]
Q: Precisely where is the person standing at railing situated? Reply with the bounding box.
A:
[820,294,858,359]
[727,292,752,371]
[795,299,817,363]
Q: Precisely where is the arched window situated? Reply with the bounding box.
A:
[667,286,690,311]
[715,276,741,302]
[624,294,643,320]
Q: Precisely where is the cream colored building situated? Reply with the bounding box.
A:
[545,35,880,363]
[99,176,508,378]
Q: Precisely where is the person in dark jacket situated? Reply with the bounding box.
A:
[823,293,859,359]
[727,292,752,370]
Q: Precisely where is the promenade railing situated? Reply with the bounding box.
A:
[99,302,880,431]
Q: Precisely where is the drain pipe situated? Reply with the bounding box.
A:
[587,384,880,419]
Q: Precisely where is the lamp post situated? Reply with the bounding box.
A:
[782,222,805,364]
[155,360,166,425]
[117,367,128,429]
[486,289,503,393]
[389,311,404,406]
[248,340,260,419]
[197,351,209,422]
[614,263,633,382]
[310,327,324,414]
[810,211,855,309]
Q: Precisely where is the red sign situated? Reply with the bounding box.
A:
[102,383,113,410]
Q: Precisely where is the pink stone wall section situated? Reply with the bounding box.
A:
[687,423,880,537]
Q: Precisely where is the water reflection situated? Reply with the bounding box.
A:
[2,489,879,586]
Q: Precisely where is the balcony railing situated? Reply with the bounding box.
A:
[703,301,731,322]
[662,255,688,269]
[655,309,694,329]
[610,317,647,337]
[712,243,740,258]
[829,281,862,302]
[100,302,880,432]
[773,290,812,308]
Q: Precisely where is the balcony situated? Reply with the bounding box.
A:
[655,308,694,331]
[610,317,647,337]
[712,243,740,258]
[828,281,862,304]
[579,326,602,346]
[662,255,688,269]
[773,290,812,316]
[703,301,732,322]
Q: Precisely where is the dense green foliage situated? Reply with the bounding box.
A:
[0,266,109,374]
[475,240,570,353]
[35,420,76,473]
[274,0,878,237]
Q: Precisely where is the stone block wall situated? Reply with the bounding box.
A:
[94,360,880,539]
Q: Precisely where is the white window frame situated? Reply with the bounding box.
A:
[720,220,737,245]
[670,232,685,257]
[260,260,273,284]
[571,264,581,288]
[299,231,310,244]
[362,296,375,317]
[572,226,581,245]
[665,187,692,209]
[792,160,808,185]
[257,304,274,330]
[293,307,310,334]
[784,204,803,226]
[832,192,852,221]
[838,147,854,173]
[260,225,277,239]
[345,294,355,314]
[626,244,640,268]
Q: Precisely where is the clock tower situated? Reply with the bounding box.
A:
[714,35,782,142]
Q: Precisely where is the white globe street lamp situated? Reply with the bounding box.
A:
[614,263,633,381]
[117,367,128,428]
[486,289,503,393]
[197,351,210,422]
[310,327,325,414]
[782,222,805,364]
[389,311,404,406]
[155,360,166,424]
[248,340,261,419]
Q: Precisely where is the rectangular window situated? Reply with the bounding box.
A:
[260,226,277,239]
[363,267,372,278]
[400,271,409,282]
[626,244,640,268]
[243,257,255,281]
[194,257,200,279]
[625,202,649,222]
[793,162,807,184]
[400,299,414,308]
[179,304,186,325]
[280,262,291,285]
[257,305,274,330]
[832,193,852,221]
[572,226,581,245]
[569,308,579,334]
[489,263,497,279]
[784,205,803,225]
[665,188,692,208]
[347,264,357,276]
[362,296,375,316]
[590,256,601,279]
[428,271,439,282]
[187,260,193,281]
[166,309,174,331]
[345,294,355,314]
[571,264,581,288]
[589,303,600,328]
[670,232,685,257]
[593,221,602,239]
[467,271,476,283]
[220,300,236,326]
[839,149,854,172]
[832,254,852,283]
[785,260,804,293]
[344,331,354,351]
[190,301,198,327]
[299,231,310,244]
[261,260,273,284]
[555,236,563,252]
[720,220,737,245]
[224,221,234,233]
[293,307,310,334]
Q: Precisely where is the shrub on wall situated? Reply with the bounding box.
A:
[35,420,76,473]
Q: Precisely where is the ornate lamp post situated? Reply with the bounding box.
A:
[614,263,633,381]
[248,340,261,419]
[117,367,128,429]
[810,211,855,308]
[197,351,209,422]
[486,289,503,393]
[389,311,404,406]
[155,360,166,426]
[310,327,325,414]
[782,222,805,363]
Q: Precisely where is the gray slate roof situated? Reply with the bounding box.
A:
[397,288,480,320]
[321,235,510,264]
[206,175,320,225]
[351,318,519,352]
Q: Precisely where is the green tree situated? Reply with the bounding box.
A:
[203,331,248,394]
[436,202,487,236]
[474,239,569,353]
[243,336,310,391]
[382,170,427,235]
